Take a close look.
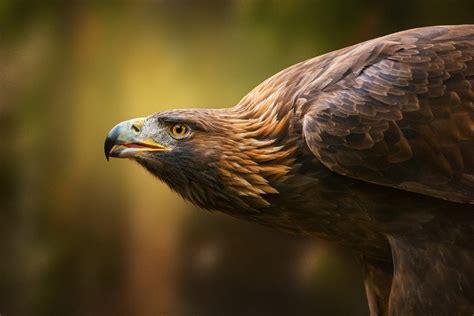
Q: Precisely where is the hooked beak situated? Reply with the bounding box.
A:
[104,117,169,161]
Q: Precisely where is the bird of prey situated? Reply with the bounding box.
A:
[105,25,474,315]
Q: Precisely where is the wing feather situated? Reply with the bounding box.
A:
[301,25,474,203]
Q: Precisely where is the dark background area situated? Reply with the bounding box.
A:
[0,1,472,315]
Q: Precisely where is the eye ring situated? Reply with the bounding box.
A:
[170,123,189,139]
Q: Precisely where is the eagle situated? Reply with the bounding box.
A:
[105,25,474,315]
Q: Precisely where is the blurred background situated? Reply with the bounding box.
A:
[0,1,472,315]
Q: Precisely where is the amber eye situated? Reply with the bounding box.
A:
[170,124,189,138]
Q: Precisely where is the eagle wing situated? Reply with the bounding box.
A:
[301,25,474,203]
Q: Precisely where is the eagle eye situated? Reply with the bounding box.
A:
[170,123,189,139]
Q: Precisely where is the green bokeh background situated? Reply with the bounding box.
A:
[1,1,472,315]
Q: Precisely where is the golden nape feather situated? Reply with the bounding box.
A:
[215,109,297,208]
[106,25,474,315]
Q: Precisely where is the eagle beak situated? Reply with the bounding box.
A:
[104,117,169,161]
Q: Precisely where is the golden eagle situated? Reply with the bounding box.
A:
[105,25,474,315]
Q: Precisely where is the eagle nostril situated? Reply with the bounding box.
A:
[131,123,141,133]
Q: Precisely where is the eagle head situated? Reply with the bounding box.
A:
[104,108,297,214]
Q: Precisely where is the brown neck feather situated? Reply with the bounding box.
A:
[213,90,300,210]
